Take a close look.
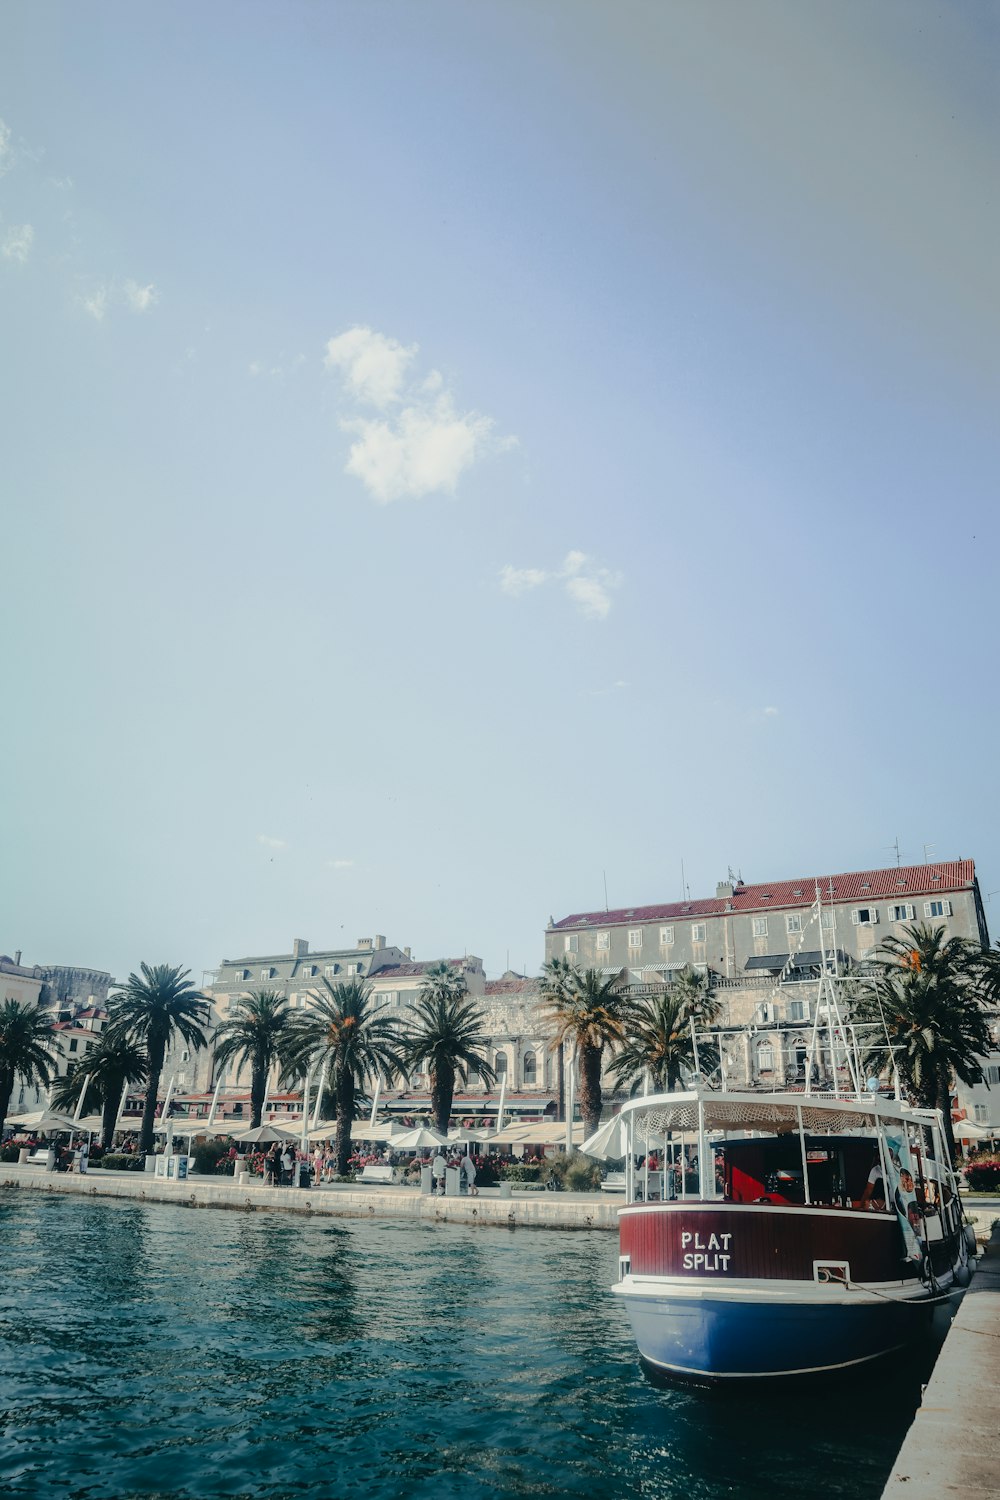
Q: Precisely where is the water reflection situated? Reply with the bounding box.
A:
[0,1197,930,1500]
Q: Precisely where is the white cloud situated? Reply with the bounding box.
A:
[124,279,158,312]
[324,325,515,502]
[0,119,12,177]
[82,285,109,320]
[499,565,549,596]
[324,325,415,408]
[1,225,34,264]
[326,858,354,869]
[249,352,305,381]
[499,549,622,621]
[763,706,779,717]
[257,834,286,850]
[343,396,499,504]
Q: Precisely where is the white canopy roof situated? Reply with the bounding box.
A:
[619,1088,926,1137]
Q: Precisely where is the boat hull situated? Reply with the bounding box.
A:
[614,1282,935,1379]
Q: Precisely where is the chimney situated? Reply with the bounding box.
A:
[404,947,412,959]
[358,937,373,950]
[14,950,21,966]
[373,934,386,950]
[716,881,734,899]
[292,939,309,959]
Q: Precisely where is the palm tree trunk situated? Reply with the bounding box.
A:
[556,1041,565,1121]
[577,1043,604,1136]
[0,1070,13,1138]
[335,1070,354,1177]
[431,1066,454,1135]
[140,1041,165,1155]
[250,1061,266,1130]
[936,1073,957,1166]
[101,1071,122,1152]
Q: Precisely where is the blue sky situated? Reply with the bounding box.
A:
[2,1,998,985]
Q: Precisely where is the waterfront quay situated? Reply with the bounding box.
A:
[881,1221,1000,1500]
[0,1161,618,1230]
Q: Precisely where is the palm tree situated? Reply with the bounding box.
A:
[610,990,713,1094]
[540,967,626,1135]
[539,955,577,1121]
[283,977,403,1176]
[0,1000,60,1136]
[850,921,992,1162]
[212,990,290,1129]
[108,964,209,1154]
[670,965,723,1028]
[400,964,496,1133]
[49,1031,149,1149]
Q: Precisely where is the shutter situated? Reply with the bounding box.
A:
[923,902,932,918]
[943,899,953,916]
[870,909,879,924]
[907,904,915,920]
[851,910,860,925]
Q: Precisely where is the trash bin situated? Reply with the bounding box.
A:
[445,1165,461,1198]
[145,1155,157,1174]
[499,1181,512,1200]
[420,1165,433,1195]
[298,1164,311,1189]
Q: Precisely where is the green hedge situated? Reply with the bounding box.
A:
[498,1162,542,1183]
[0,1144,22,1163]
[93,1153,146,1171]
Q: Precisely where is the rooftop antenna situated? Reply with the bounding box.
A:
[603,870,609,912]
[884,837,901,867]
[681,858,686,901]
[923,843,936,865]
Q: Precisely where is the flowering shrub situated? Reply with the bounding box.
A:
[965,1156,1000,1192]
[192,1137,237,1175]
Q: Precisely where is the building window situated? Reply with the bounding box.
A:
[325,964,340,976]
[237,968,250,982]
[69,1038,78,1053]
[974,1104,990,1123]
[495,1052,508,1075]
[890,904,916,922]
[691,923,706,942]
[752,917,768,938]
[596,932,610,950]
[852,908,879,926]
[924,900,952,918]
[757,1043,774,1073]
[260,967,276,981]
[628,930,642,948]
[302,964,316,978]
[660,926,673,946]
[821,910,835,930]
[355,963,363,974]
[786,914,802,934]
[523,1052,537,1084]
[788,1000,807,1022]
[564,934,578,954]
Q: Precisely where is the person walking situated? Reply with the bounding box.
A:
[265,1143,281,1186]
[461,1149,478,1197]
[280,1145,294,1186]
[432,1149,447,1197]
[312,1145,324,1188]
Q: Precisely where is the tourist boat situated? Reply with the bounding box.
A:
[610,1088,976,1380]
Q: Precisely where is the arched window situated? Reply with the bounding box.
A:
[495,1052,508,1076]
[756,1041,774,1073]
[523,1052,537,1084]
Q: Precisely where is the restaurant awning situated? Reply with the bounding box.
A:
[744,954,789,971]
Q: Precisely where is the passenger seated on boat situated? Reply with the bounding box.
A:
[858,1156,886,1212]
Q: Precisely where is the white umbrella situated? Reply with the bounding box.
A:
[233,1124,297,1145]
[954,1119,993,1140]
[447,1126,490,1144]
[579,1115,631,1161]
[390,1126,448,1150]
[7,1110,78,1133]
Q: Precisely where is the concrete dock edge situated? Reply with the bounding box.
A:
[1,1165,618,1230]
[881,1221,1000,1500]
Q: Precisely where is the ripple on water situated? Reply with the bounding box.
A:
[0,1196,932,1500]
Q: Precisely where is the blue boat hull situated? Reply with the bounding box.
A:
[615,1287,936,1379]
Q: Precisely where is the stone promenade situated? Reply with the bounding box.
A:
[1,1162,618,1230]
[882,1221,1000,1500]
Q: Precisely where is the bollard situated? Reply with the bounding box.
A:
[17,1148,29,1165]
[499,1181,512,1200]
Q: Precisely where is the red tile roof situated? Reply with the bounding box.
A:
[370,958,469,980]
[551,860,977,929]
[485,978,537,996]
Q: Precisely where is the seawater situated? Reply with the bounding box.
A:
[0,1195,933,1500]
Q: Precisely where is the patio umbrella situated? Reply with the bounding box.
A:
[7,1110,78,1133]
[233,1124,297,1145]
[579,1115,631,1161]
[390,1126,448,1150]
[954,1119,993,1140]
